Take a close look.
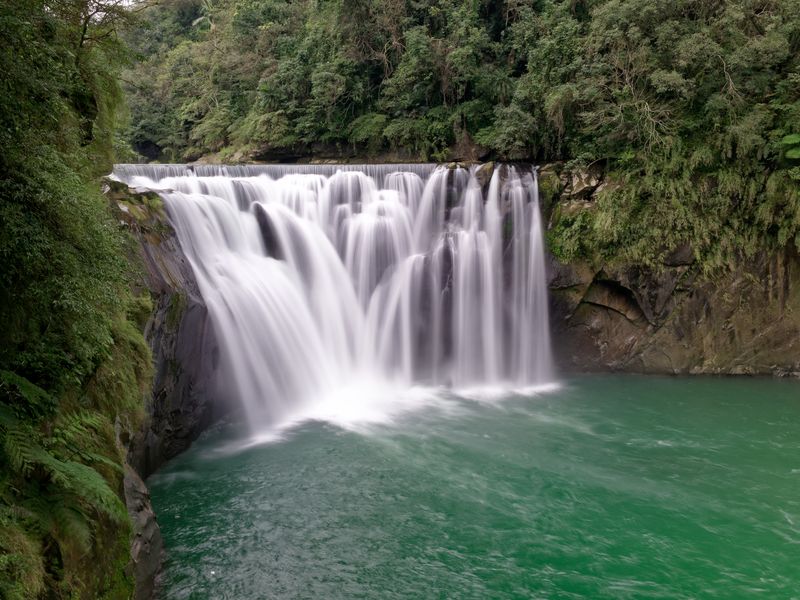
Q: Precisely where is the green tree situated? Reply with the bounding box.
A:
[0,0,152,596]
[122,0,800,266]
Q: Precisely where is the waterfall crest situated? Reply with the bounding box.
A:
[114,163,555,429]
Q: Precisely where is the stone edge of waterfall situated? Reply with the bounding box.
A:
[106,176,235,600]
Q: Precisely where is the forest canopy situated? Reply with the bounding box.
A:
[124,0,800,267]
[125,0,799,163]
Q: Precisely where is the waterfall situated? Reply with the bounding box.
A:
[114,163,555,428]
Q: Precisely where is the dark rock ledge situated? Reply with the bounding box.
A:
[541,166,800,376]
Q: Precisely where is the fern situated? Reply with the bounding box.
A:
[2,424,43,478]
[0,371,55,421]
[39,458,127,523]
[1,386,129,595]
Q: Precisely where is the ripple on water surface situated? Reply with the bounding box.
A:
[149,376,800,599]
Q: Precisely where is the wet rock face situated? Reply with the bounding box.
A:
[133,290,221,477]
[107,179,231,599]
[124,466,163,600]
[539,163,800,377]
[107,179,227,477]
[548,250,800,376]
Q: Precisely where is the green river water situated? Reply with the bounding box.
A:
[149,376,800,599]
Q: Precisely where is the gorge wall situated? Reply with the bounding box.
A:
[107,179,227,599]
[108,179,226,478]
[541,166,800,377]
[549,251,800,376]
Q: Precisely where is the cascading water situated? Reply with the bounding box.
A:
[114,163,555,431]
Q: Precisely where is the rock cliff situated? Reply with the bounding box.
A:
[106,179,227,598]
[541,165,800,376]
[548,251,800,375]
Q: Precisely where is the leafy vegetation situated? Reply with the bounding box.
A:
[0,1,152,597]
[0,0,797,594]
[124,0,800,267]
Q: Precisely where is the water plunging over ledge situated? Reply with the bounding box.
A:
[114,163,555,433]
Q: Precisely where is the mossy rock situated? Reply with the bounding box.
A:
[474,162,494,187]
[537,167,564,214]
[106,179,173,246]
[166,292,187,330]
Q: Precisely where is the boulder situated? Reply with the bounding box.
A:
[562,167,602,199]
[124,466,163,600]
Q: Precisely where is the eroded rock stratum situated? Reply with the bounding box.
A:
[542,164,800,377]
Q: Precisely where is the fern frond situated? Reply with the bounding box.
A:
[49,409,113,456]
[2,426,46,477]
[78,452,124,474]
[37,456,127,523]
[0,371,56,420]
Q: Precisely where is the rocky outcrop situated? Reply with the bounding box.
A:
[549,246,800,376]
[133,283,221,477]
[124,466,163,600]
[560,164,603,199]
[540,163,800,376]
[107,179,225,478]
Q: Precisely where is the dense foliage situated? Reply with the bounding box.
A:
[125,0,800,267]
[0,1,151,597]
[0,0,797,593]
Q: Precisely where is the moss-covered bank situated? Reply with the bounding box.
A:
[0,2,163,597]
